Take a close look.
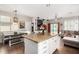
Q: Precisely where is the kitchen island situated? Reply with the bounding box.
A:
[24,33,60,54]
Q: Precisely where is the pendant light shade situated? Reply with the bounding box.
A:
[13,10,18,23]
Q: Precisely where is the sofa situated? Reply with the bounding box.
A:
[63,37,79,48]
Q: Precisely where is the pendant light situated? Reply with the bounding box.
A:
[46,4,51,7]
[13,10,18,23]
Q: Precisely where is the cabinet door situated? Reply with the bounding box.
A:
[53,37,57,50]
[52,36,60,53]
[48,37,56,54]
[24,39,38,54]
[55,35,60,48]
[48,38,53,54]
[38,40,49,54]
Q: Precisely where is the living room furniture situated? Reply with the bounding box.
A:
[0,32,4,43]
[2,31,27,47]
[63,37,79,48]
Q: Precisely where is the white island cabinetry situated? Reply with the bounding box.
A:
[24,34,60,54]
[48,35,60,54]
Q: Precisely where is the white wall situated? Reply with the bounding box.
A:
[25,19,32,32]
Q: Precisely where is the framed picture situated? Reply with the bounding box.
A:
[19,21,25,29]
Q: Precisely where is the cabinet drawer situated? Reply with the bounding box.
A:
[38,40,48,53]
[39,50,48,54]
[38,40,48,45]
[38,45,48,50]
[38,48,48,54]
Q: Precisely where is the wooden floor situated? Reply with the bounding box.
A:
[54,45,79,54]
[54,39,79,54]
[0,41,79,54]
[0,43,24,54]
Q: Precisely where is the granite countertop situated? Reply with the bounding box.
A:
[24,33,58,43]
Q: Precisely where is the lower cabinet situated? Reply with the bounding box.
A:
[24,35,60,54]
[38,40,49,54]
[48,38,54,54]
[48,35,60,54]
[24,39,38,54]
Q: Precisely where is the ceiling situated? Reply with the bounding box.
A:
[0,4,79,19]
